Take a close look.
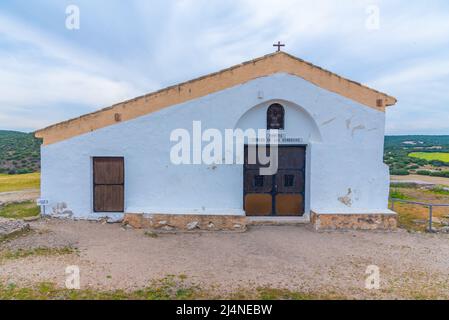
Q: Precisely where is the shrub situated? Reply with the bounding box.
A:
[390,169,409,176]
[430,171,449,178]
[16,169,32,175]
[390,189,411,200]
[416,170,431,176]
[430,160,445,167]
[414,159,428,166]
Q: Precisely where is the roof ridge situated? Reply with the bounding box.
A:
[34,52,282,135]
[35,51,397,145]
[279,52,396,102]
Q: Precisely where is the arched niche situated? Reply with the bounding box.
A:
[235,100,322,144]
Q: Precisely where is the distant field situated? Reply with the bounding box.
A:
[409,152,449,162]
[0,173,40,193]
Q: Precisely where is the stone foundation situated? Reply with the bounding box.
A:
[311,212,397,231]
[124,212,396,232]
[123,214,247,232]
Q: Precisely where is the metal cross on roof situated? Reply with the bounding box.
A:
[273,41,285,52]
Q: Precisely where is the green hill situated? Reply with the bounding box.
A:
[0,130,42,174]
[385,135,449,177]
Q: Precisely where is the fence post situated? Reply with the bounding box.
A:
[429,205,433,232]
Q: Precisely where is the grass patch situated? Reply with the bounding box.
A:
[395,206,428,232]
[428,186,449,196]
[0,201,40,219]
[390,182,419,189]
[0,280,338,300]
[389,185,449,232]
[388,188,429,231]
[0,228,31,244]
[409,152,449,162]
[256,288,326,300]
[0,173,40,193]
[390,189,413,200]
[0,276,203,300]
[1,281,443,300]
[0,246,77,263]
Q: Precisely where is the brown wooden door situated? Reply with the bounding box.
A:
[93,157,124,212]
[244,146,305,216]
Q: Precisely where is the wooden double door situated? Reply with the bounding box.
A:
[244,145,306,216]
[93,157,124,212]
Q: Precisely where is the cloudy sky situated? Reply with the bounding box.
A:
[0,0,448,135]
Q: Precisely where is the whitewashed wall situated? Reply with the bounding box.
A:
[40,73,390,220]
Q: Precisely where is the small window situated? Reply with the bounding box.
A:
[254,175,264,187]
[267,103,285,130]
[284,175,295,187]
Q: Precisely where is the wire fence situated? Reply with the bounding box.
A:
[390,198,449,232]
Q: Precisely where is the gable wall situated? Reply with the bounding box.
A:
[40,73,389,220]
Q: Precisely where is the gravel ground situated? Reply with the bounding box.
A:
[1,219,449,299]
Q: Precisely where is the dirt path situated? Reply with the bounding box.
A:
[391,174,449,186]
[0,189,40,205]
[1,219,449,299]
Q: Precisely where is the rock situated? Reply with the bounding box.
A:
[439,226,449,233]
[432,217,441,224]
[161,225,175,232]
[107,216,123,224]
[144,230,158,238]
[208,222,215,229]
[233,224,243,229]
[412,219,427,225]
[23,216,40,222]
[159,220,168,226]
[186,221,200,230]
[0,218,30,238]
[430,218,449,226]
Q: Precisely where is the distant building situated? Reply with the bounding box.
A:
[35,52,398,231]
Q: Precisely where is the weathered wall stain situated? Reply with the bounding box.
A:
[345,117,353,130]
[351,124,366,137]
[321,117,337,126]
[338,188,353,207]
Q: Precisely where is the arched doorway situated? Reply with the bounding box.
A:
[244,145,306,216]
[235,100,321,217]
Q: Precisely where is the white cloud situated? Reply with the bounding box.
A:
[370,58,449,88]
[0,57,140,108]
[0,11,156,130]
[371,56,449,134]
[0,0,448,134]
